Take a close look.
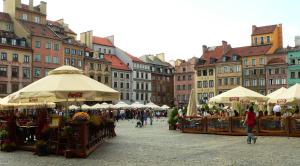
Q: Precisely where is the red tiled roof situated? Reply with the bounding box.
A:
[104,54,130,71]
[252,25,277,35]
[0,12,12,22]
[47,20,77,35]
[229,45,271,57]
[267,57,286,65]
[199,46,225,65]
[19,20,60,40]
[124,51,144,63]
[93,36,114,47]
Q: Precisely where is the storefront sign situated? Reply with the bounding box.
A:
[68,92,83,98]
[229,97,239,101]
[277,99,286,104]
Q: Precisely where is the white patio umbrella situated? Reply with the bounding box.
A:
[92,102,110,109]
[160,105,170,110]
[277,84,300,104]
[145,102,160,109]
[267,87,287,104]
[130,102,146,109]
[81,104,91,110]
[113,101,131,109]
[69,105,79,110]
[8,66,120,103]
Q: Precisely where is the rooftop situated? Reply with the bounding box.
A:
[104,54,130,71]
[252,25,277,36]
[0,12,12,22]
[93,36,114,47]
[19,20,60,40]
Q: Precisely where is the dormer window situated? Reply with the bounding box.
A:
[6,24,12,31]
[11,39,16,46]
[267,36,271,44]
[22,14,28,20]
[232,55,237,61]
[1,38,6,44]
[254,37,258,45]
[260,36,264,44]
[20,40,26,47]
[222,56,227,62]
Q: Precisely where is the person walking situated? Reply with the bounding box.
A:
[149,110,153,125]
[243,106,257,144]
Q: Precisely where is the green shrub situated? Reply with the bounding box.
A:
[168,109,178,126]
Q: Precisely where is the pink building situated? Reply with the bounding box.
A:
[174,57,198,107]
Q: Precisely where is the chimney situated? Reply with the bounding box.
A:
[40,1,47,15]
[202,45,208,53]
[252,25,256,34]
[222,41,229,54]
[106,35,114,45]
[29,0,33,10]
[295,36,300,47]
[80,30,93,49]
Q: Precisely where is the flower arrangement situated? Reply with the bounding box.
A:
[72,112,90,121]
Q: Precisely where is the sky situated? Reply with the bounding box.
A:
[1,0,300,62]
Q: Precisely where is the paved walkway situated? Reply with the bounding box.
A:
[1,118,300,166]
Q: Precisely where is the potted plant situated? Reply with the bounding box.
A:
[35,140,48,156]
[1,139,16,152]
[0,129,8,141]
[72,112,90,123]
[168,109,178,130]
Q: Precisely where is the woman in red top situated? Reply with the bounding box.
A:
[243,106,257,144]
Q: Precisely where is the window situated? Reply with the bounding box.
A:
[275,68,280,74]
[78,60,82,67]
[114,82,118,88]
[224,78,228,85]
[176,85,180,90]
[120,73,124,78]
[11,67,18,78]
[203,70,207,76]
[54,44,60,51]
[1,38,6,44]
[136,82,140,89]
[22,13,27,20]
[282,68,286,74]
[114,72,118,78]
[183,68,186,72]
[65,58,70,65]
[34,68,41,77]
[253,69,257,75]
[105,65,109,71]
[45,55,51,63]
[291,59,296,65]
[90,75,94,79]
[141,93,144,100]
[23,68,30,79]
[209,80,214,87]
[120,82,124,89]
[252,59,256,66]
[182,75,186,80]
[98,76,101,82]
[197,81,202,88]
[177,76,180,81]
[6,24,12,31]
[141,72,144,79]
[45,42,51,49]
[24,55,30,63]
[120,93,123,100]
[209,69,214,75]
[252,79,257,86]
[244,79,249,87]
[45,69,50,76]
[236,66,241,72]
[282,78,286,84]
[243,59,248,65]
[126,74,130,79]
[34,16,40,23]
[127,83,130,89]
[230,78,234,85]
[104,49,106,54]
[260,36,264,44]
[260,79,265,86]
[105,77,109,84]
[141,83,144,90]
[34,54,41,62]
[21,40,26,47]
[35,41,41,48]
[0,67,7,77]
[291,72,295,79]
[11,39,16,45]
[53,56,59,64]
[197,70,202,76]
[224,66,228,73]
[0,84,7,93]
[203,81,208,88]
[71,49,76,55]
[275,79,280,85]
[11,84,19,93]
[267,36,271,44]
[259,58,265,65]
[90,63,94,70]
[244,69,249,76]
[1,52,7,60]
[188,84,192,90]
[237,77,241,85]
[12,54,18,62]
[65,48,70,54]
[260,69,264,75]
[136,93,139,100]
[232,55,237,61]
[218,79,222,86]
[126,93,130,100]
[146,83,148,90]
[71,59,76,66]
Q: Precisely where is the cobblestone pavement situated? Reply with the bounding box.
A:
[1,118,300,166]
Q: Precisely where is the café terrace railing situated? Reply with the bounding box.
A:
[181,116,300,137]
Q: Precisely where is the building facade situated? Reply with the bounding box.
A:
[4,0,64,81]
[0,12,32,97]
[287,47,300,87]
[242,24,283,95]
[140,54,174,106]
[80,31,112,87]
[104,54,132,103]
[174,57,197,107]
[265,51,287,94]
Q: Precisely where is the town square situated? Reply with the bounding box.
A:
[0,0,300,166]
